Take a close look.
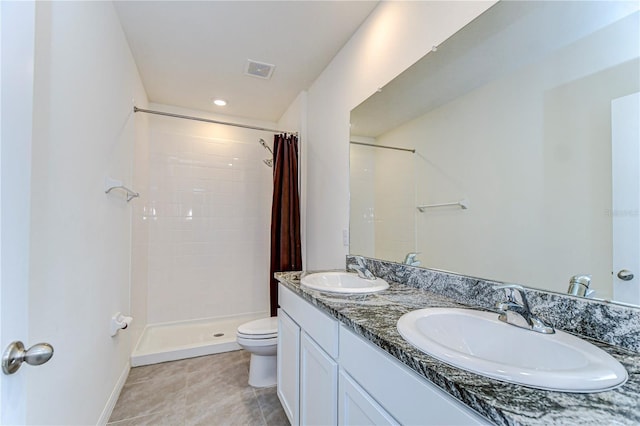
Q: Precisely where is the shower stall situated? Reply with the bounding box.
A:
[131,106,288,366]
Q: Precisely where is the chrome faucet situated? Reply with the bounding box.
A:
[567,274,595,298]
[347,257,377,280]
[493,284,554,334]
[403,252,420,266]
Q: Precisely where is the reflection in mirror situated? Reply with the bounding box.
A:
[349,1,640,306]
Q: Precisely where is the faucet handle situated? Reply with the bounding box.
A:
[352,256,366,267]
[347,262,376,280]
[493,283,525,291]
[347,263,360,273]
[403,252,420,266]
[493,284,553,333]
[492,284,529,308]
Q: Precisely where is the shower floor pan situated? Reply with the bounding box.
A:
[131,313,267,367]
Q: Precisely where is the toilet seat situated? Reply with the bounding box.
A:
[237,335,277,347]
[237,317,278,339]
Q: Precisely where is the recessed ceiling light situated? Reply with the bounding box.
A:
[212,99,227,106]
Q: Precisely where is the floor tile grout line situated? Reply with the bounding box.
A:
[253,387,269,426]
[107,408,175,425]
[109,403,179,424]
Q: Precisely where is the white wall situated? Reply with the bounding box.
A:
[278,91,307,137]
[304,1,495,269]
[28,2,147,424]
[145,104,274,324]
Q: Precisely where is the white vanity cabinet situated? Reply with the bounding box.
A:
[278,284,339,426]
[277,283,490,426]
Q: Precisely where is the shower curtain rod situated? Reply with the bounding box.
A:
[350,141,415,153]
[133,107,297,135]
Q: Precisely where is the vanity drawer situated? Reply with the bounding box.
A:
[279,284,339,358]
[340,325,489,425]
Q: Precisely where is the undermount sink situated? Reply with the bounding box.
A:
[397,308,628,393]
[301,272,389,294]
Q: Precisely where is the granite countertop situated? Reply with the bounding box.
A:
[275,271,640,426]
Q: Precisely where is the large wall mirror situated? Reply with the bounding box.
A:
[349,1,640,306]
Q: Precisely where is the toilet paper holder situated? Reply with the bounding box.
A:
[110,312,133,337]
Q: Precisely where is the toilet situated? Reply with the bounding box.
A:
[236,316,278,387]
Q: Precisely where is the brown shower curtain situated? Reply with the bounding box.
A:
[269,133,302,316]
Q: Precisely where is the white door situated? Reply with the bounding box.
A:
[612,92,640,305]
[277,310,300,425]
[1,2,54,423]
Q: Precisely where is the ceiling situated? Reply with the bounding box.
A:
[114,1,379,123]
[351,1,639,138]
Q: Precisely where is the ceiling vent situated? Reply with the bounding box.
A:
[245,60,275,79]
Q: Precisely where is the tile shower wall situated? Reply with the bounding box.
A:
[131,106,150,350]
[373,144,416,263]
[146,105,275,324]
[349,138,376,258]
[349,138,416,263]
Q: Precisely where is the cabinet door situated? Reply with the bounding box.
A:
[277,310,300,425]
[338,370,399,426]
[300,332,338,426]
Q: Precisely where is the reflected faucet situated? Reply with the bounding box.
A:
[403,252,420,266]
[347,256,377,280]
[493,284,554,334]
[567,274,595,298]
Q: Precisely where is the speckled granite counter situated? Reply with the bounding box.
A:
[275,270,640,426]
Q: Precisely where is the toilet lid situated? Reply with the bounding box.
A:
[237,317,278,337]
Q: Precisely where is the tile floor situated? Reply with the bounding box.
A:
[108,350,289,426]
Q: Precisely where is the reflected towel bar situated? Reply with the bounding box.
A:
[417,199,469,212]
[104,177,139,202]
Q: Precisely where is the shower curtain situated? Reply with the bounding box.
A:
[269,133,302,316]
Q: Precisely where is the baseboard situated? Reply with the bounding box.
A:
[97,362,130,425]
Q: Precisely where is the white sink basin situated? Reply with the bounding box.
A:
[397,308,628,392]
[301,272,389,294]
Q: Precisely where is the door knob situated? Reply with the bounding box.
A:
[617,269,634,281]
[2,341,54,375]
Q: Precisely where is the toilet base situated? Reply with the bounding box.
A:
[248,353,277,388]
